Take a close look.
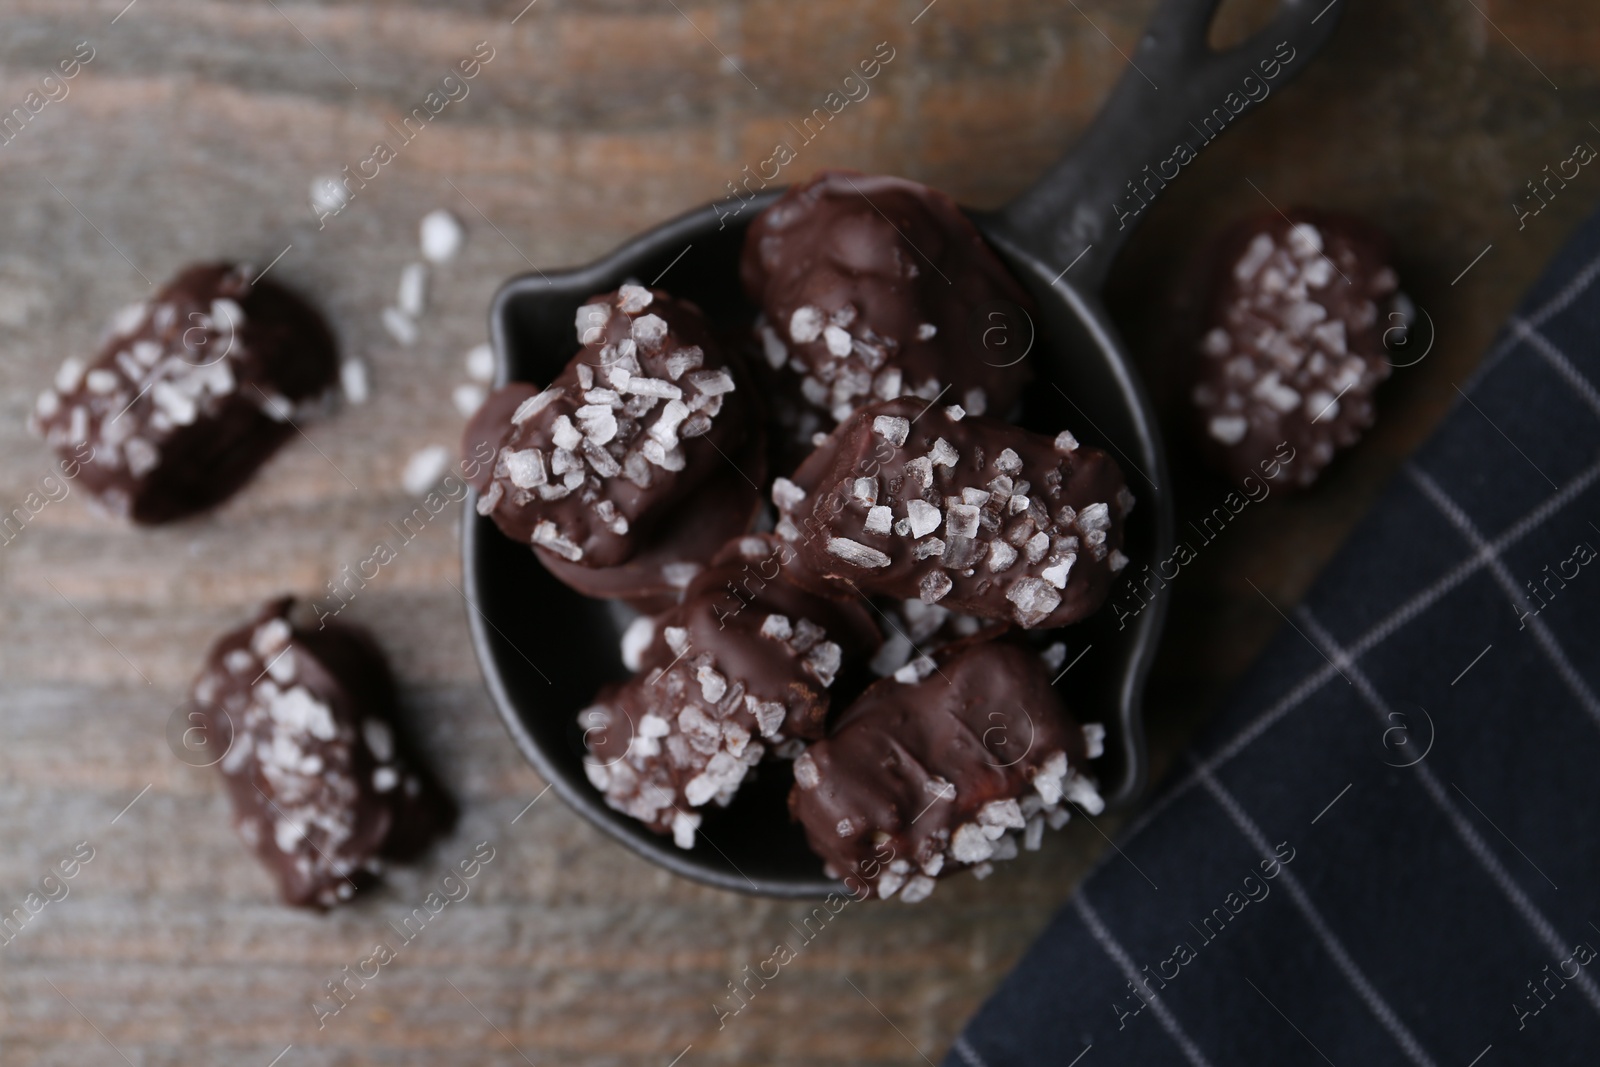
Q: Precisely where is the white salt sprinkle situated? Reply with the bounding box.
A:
[381,306,418,346]
[402,444,451,495]
[340,358,370,404]
[397,262,428,317]
[420,209,464,263]
[452,383,486,417]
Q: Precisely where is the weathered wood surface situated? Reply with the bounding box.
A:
[1,1,1596,1063]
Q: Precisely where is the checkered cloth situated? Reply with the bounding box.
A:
[947,213,1600,1067]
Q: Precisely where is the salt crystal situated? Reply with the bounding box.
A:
[55,357,86,393]
[945,503,979,538]
[620,616,655,670]
[789,306,823,344]
[790,618,825,653]
[950,823,994,863]
[552,415,583,451]
[464,343,495,382]
[758,323,787,368]
[945,404,965,421]
[916,323,938,340]
[894,655,936,683]
[994,448,1022,474]
[381,307,418,346]
[402,445,450,495]
[503,448,546,488]
[671,810,700,850]
[697,664,727,703]
[624,376,681,400]
[864,505,893,535]
[823,325,853,357]
[576,404,619,444]
[919,571,952,604]
[988,541,1017,572]
[1007,576,1061,626]
[963,387,987,416]
[904,456,933,489]
[575,302,611,345]
[806,641,842,687]
[631,314,669,348]
[906,499,941,538]
[1041,553,1076,589]
[760,614,793,641]
[531,520,583,561]
[827,537,890,568]
[927,438,958,467]
[665,347,704,380]
[311,175,351,216]
[617,284,653,314]
[852,477,878,506]
[340,358,370,404]
[1234,232,1275,281]
[913,537,945,559]
[794,751,820,789]
[770,477,806,511]
[664,626,689,654]
[86,369,119,394]
[453,383,486,417]
[420,209,464,263]
[1054,430,1079,453]
[1109,550,1129,573]
[687,368,735,396]
[1077,502,1111,533]
[397,262,428,317]
[872,415,910,447]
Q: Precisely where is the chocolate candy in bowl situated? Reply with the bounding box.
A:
[463,0,1342,896]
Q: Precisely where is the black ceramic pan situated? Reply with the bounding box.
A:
[463,0,1342,897]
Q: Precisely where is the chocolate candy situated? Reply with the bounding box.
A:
[465,378,764,613]
[191,599,454,908]
[469,286,755,568]
[28,263,337,524]
[774,397,1132,629]
[582,533,880,848]
[1185,209,1403,487]
[741,170,1035,435]
[789,640,1103,900]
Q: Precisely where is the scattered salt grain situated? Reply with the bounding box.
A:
[381,306,418,346]
[402,445,451,495]
[420,209,464,263]
[340,358,370,404]
[397,262,428,317]
[452,383,485,417]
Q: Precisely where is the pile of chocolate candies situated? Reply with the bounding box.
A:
[466,171,1134,901]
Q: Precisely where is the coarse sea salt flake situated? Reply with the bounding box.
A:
[402,445,451,495]
[420,209,464,263]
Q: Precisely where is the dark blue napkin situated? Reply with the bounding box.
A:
[948,210,1600,1067]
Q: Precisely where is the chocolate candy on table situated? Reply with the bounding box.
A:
[773,396,1132,629]
[191,599,455,908]
[1185,209,1406,488]
[468,285,756,568]
[583,533,880,850]
[28,263,338,524]
[740,170,1035,440]
[788,640,1103,901]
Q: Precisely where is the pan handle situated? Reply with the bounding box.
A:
[984,0,1342,292]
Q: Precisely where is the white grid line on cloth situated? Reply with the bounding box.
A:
[951,1035,989,1067]
[1073,893,1215,1067]
[1115,452,1600,851]
[1294,607,1600,1020]
[1195,763,1440,1067]
[1508,317,1600,420]
[1407,465,1600,725]
[1461,242,1600,395]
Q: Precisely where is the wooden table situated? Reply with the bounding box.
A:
[1,1,1593,1063]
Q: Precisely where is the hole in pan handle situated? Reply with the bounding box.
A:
[983,0,1345,293]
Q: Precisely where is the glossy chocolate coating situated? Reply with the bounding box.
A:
[1184,209,1402,488]
[789,640,1101,900]
[191,599,455,908]
[581,533,880,848]
[28,263,337,524]
[775,397,1132,629]
[741,170,1034,435]
[468,286,755,568]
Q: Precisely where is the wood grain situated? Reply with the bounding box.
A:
[1,1,1596,1063]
